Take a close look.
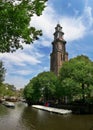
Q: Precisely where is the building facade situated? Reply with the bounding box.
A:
[50,24,68,76]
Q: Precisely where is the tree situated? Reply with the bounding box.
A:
[0,61,6,83]
[0,83,16,97]
[24,71,57,105]
[4,84,16,96]
[37,71,57,101]
[56,78,80,103]
[58,55,93,103]
[24,77,41,105]
[0,0,47,52]
[0,83,5,97]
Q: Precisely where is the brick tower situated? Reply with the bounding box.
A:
[50,24,68,76]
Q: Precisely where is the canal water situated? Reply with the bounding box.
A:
[0,102,93,130]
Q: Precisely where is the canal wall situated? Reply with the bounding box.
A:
[49,103,93,114]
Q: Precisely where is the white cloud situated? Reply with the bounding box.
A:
[6,66,33,76]
[13,70,33,76]
[0,52,40,66]
[30,3,87,43]
[37,38,52,47]
[0,48,42,66]
[5,75,29,89]
[30,0,93,44]
[82,6,93,27]
[18,52,41,65]
[61,17,86,42]
[30,5,57,39]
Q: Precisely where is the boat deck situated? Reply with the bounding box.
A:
[32,105,72,115]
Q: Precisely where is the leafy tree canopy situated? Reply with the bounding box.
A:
[24,71,57,105]
[0,83,16,97]
[0,0,47,52]
[58,55,93,102]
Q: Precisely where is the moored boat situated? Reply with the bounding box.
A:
[2,101,15,108]
[32,105,72,115]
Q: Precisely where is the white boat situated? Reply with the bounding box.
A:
[3,101,15,108]
[32,105,72,115]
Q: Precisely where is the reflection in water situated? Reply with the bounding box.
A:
[0,104,8,116]
[0,103,93,130]
[0,102,27,130]
[21,105,93,130]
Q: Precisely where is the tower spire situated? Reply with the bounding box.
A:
[54,23,65,42]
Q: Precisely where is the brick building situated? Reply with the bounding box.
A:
[50,24,68,76]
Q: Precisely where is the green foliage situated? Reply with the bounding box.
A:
[37,72,57,100]
[0,83,15,97]
[24,71,57,105]
[0,0,47,52]
[24,77,40,104]
[0,61,6,83]
[58,55,93,102]
[56,78,81,101]
[0,83,5,97]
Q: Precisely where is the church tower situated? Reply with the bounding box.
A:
[50,24,68,76]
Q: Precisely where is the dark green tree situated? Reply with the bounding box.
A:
[37,71,57,101]
[24,71,57,105]
[24,77,41,105]
[56,78,80,103]
[0,0,47,52]
[58,55,93,103]
[0,83,16,97]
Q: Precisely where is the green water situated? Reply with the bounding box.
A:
[0,102,93,130]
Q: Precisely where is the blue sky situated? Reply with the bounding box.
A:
[0,0,93,89]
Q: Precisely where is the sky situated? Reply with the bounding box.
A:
[0,0,93,89]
